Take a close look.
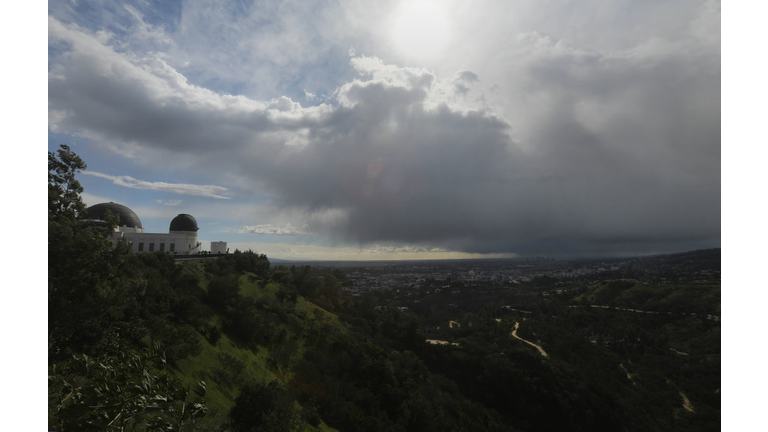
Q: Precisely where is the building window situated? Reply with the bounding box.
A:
[170,243,175,252]
[149,243,155,252]
[138,242,144,252]
[160,243,165,252]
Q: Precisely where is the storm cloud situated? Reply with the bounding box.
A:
[47,1,720,256]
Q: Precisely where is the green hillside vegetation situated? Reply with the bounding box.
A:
[49,145,719,431]
[575,280,721,316]
[49,145,517,431]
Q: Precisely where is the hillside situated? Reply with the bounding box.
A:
[48,248,518,431]
[48,236,721,431]
[48,146,720,431]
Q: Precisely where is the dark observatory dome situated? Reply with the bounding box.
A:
[170,214,199,232]
[83,202,143,228]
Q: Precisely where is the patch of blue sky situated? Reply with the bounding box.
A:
[141,217,186,235]
[48,134,136,186]
[132,0,183,32]
[49,136,115,171]
[222,0,258,22]
[200,231,257,244]
[284,46,357,106]
[49,2,125,36]
[48,142,129,207]
[50,0,180,33]
[47,38,73,65]
[48,0,108,31]
[198,77,250,99]
[48,132,81,152]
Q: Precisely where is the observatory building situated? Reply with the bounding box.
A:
[83,202,203,254]
[210,241,228,254]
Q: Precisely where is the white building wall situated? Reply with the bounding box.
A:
[211,241,227,254]
[117,231,200,254]
[116,226,144,234]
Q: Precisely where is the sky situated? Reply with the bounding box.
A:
[46,0,721,260]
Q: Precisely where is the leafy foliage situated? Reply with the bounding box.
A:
[49,145,131,361]
[49,343,208,431]
[203,250,270,278]
[48,144,87,221]
[229,381,305,432]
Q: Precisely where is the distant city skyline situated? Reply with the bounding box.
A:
[48,0,720,260]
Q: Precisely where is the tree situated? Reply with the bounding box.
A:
[272,265,294,286]
[229,381,304,432]
[49,144,87,222]
[48,145,130,361]
[317,273,341,312]
[206,275,242,310]
[292,265,318,299]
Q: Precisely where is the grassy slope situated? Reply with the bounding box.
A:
[174,332,275,414]
[569,280,720,425]
[172,263,340,431]
[238,275,341,325]
[574,281,721,315]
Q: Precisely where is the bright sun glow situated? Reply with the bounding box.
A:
[391,1,451,59]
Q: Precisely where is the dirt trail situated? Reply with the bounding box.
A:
[619,363,635,385]
[667,379,695,413]
[511,322,548,358]
[426,339,460,347]
[680,391,695,412]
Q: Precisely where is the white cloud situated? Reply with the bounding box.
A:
[240,223,310,236]
[155,199,182,206]
[219,241,517,261]
[82,171,230,199]
[367,244,450,254]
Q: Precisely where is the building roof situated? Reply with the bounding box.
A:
[83,202,143,228]
[170,214,199,232]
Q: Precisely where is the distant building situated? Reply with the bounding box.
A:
[211,241,228,254]
[82,202,201,254]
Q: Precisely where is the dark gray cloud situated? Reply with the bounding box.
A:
[252,65,717,254]
[48,3,720,256]
[455,71,480,83]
